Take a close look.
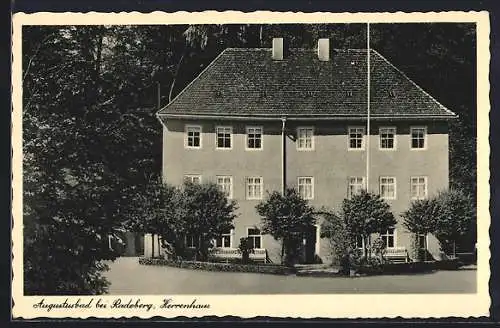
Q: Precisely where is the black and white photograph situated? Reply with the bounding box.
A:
[11,11,490,319]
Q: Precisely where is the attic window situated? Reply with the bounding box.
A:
[389,90,397,98]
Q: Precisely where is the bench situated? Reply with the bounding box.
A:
[209,248,268,263]
[383,247,409,263]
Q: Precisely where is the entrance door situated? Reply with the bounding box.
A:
[304,225,318,264]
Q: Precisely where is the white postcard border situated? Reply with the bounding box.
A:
[11,10,491,319]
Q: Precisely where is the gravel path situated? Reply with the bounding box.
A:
[104,257,476,294]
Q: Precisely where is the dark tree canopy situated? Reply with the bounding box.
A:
[256,188,316,265]
[342,190,397,237]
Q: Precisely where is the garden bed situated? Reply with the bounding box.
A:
[353,259,463,276]
[138,257,296,275]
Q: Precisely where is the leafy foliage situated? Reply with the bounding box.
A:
[402,198,440,260]
[433,189,476,256]
[320,211,357,275]
[341,190,396,257]
[402,198,440,235]
[256,188,316,266]
[177,182,238,261]
[401,189,475,257]
[238,237,255,264]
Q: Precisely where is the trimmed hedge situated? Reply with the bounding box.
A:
[138,257,296,275]
[354,259,462,275]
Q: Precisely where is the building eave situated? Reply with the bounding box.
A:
[156,113,458,121]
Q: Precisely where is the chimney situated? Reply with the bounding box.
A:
[272,38,284,60]
[317,38,330,61]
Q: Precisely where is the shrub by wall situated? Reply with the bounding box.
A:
[138,257,296,275]
[354,261,445,275]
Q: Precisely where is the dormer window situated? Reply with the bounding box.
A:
[346,90,353,97]
[389,90,397,98]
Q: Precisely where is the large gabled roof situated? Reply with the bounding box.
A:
[157,48,457,120]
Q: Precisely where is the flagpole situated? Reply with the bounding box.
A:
[366,23,371,192]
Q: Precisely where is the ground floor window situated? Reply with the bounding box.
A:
[185,234,200,248]
[381,228,395,248]
[215,229,232,248]
[247,228,262,249]
[184,175,201,184]
[355,235,365,249]
[417,233,427,249]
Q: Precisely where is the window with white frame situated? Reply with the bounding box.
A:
[185,234,199,248]
[410,126,427,149]
[246,177,263,200]
[417,233,427,250]
[298,177,314,200]
[349,127,365,150]
[246,126,263,150]
[410,176,428,200]
[215,229,232,248]
[186,125,201,148]
[381,228,395,248]
[216,176,233,198]
[184,175,201,184]
[297,127,314,150]
[355,235,365,249]
[379,176,396,199]
[348,176,365,198]
[216,126,232,149]
[247,228,262,249]
[379,127,396,149]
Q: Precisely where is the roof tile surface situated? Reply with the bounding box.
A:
[158,48,455,118]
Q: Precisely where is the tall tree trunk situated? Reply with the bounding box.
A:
[259,25,263,46]
[168,52,186,102]
[281,238,285,265]
[151,233,155,258]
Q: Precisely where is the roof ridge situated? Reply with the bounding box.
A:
[225,47,369,51]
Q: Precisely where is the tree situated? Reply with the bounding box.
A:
[434,189,476,257]
[174,182,238,261]
[256,188,316,266]
[341,191,396,258]
[402,198,440,261]
[238,237,255,264]
[23,26,134,295]
[126,175,182,258]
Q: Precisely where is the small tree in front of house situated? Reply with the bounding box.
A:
[402,198,440,261]
[341,190,396,259]
[176,181,238,261]
[320,210,357,275]
[238,237,255,264]
[129,176,181,259]
[256,188,316,266]
[433,189,475,258]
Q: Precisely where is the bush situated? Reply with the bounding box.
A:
[354,261,436,275]
[238,237,254,264]
[138,257,296,275]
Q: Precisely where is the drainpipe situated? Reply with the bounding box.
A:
[366,23,371,190]
[281,117,287,194]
